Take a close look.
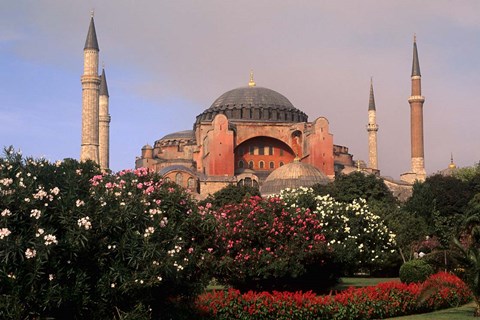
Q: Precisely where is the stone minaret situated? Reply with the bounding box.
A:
[408,35,426,181]
[99,67,110,170]
[367,78,379,170]
[80,15,100,163]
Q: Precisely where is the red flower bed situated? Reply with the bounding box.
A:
[196,272,472,319]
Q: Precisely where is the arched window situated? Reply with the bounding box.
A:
[279,162,284,167]
[175,173,183,186]
[238,160,244,168]
[244,177,252,187]
[268,146,274,155]
[187,177,195,189]
[258,145,265,155]
[248,161,254,169]
[249,145,255,155]
[269,161,275,169]
[259,161,265,169]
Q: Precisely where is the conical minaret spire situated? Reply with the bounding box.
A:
[406,34,426,181]
[80,15,101,164]
[367,78,379,170]
[368,77,376,111]
[84,15,99,50]
[411,34,421,77]
[99,67,111,171]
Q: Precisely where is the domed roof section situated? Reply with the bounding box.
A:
[159,130,195,141]
[212,86,294,110]
[195,86,308,126]
[260,159,330,196]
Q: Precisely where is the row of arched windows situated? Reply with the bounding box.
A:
[238,145,277,156]
[164,173,196,189]
[238,160,284,170]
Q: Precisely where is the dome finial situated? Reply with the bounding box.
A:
[248,70,256,87]
[91,9,95,18]
[414,33,416,43]
[449,152,457,169]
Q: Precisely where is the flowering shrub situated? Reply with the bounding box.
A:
[208,188,396,292]
[0,148,215,319]
[208,195,331,291]
[279,187,397,274]
[196,272,472,319]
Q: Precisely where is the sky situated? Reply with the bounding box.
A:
[1,1,480,179]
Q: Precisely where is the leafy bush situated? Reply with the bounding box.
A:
[196,272,471,320]
[199,184,260,210]
[399,259,435,284]
[0,148,215,319]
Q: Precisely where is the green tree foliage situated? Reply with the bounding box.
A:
[387,209,429,263]
[404,174,473,247]
[313,172,397,221]
[453,161,480,182]
[314,172,396,205]
[454,214,480,316]
[199,184,260,210]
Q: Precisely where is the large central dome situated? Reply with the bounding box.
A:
[195,86,308,126]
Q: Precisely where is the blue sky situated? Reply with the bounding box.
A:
[1,1,480,179]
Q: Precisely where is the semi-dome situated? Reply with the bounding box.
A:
[159,130,195,141]
[260,159,329,196]
[195,86,308,126]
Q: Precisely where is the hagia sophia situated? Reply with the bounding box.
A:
[79,16,429,199]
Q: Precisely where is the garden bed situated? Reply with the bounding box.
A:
[196,272,472,320]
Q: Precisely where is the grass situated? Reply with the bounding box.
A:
[387,301,476,319]
[333,277,400,291]
[206,277,400,292]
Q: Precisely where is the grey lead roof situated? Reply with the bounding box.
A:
[369,79,376,111]
[411,41,421,77]
[100,68,109,97]
[195,86,308,124]
[84,17,99,50]
[210,86,295,110]
[159,130,195,141]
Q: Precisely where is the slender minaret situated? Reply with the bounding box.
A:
[99,67,110,170]
[367,78,379,170]
[80,14,100,163]
[408,35,426,180]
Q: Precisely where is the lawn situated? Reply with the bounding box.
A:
[388,301,476,319]
[333,277,400,291]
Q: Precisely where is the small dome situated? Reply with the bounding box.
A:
[142,144,153,150]
[260,160,329,196]
[195,86,307,125]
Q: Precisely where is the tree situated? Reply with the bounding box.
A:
[313,172,397,221]
[199,184,260,210]
[454,214,480,316]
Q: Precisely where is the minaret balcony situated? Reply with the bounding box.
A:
[408,95,425,103]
